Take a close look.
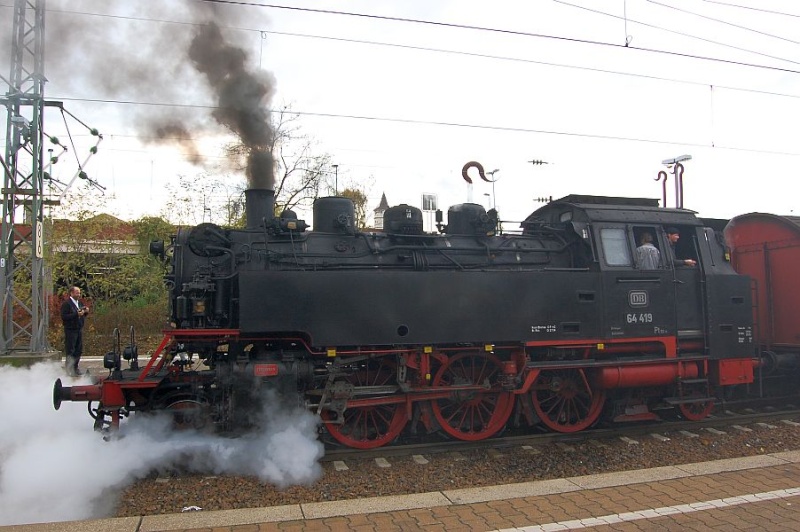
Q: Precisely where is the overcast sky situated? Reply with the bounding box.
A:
[2,0,799,225]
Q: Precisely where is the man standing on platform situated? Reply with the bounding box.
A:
[61,285,89,376]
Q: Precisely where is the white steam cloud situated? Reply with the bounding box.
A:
[0,362,324,526]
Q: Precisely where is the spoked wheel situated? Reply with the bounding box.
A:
[163,396,211,430]
[531,369,606,433]
[677,398,715,421]
[430,353,514,441]
[323,358,408,449]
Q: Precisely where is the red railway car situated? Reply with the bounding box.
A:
[725,214,800,373]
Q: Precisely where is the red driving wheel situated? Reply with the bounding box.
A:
[430,352,514,441]
[531,368,606,433]
[323,358,408,449]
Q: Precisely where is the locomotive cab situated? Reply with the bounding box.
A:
[529,195,752,357]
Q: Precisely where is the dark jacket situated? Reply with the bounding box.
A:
[61,298,85,330]
[669,242,688,267]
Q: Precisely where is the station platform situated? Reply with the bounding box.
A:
[3,451,800,531]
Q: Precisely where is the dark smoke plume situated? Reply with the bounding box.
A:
[149,123,203,166]
[20,1,277,188]
[188,22,276,189]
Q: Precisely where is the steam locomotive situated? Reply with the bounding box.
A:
[53,179,800,448]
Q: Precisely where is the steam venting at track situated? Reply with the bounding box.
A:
[1,363,323,526]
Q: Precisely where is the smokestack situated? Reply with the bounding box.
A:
[245,188,275,229]
[186,22,278,230]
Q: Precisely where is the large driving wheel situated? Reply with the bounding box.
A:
[430,353,514,441]
[677,398,715,421]
[531,368,605,433]
[162,395,211,430]
[323,358,408,449]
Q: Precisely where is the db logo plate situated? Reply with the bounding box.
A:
[629,290,648,308]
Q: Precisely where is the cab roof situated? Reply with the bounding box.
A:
[525,194,701,227]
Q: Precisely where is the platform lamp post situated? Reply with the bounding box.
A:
[332,164,339,195]
[486,169,499,210]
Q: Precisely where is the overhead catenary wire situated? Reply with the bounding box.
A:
[645,0,800,45]
[9,0,797,75]
[197,0,800,68]
[553,0,800,67]
[4,2,798,174]
[234,29,800,101]
[701,0,800,19]
[41,96,800,159]
[5,2,800,98]
[216,0,800,71]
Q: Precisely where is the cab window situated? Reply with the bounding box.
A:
[600,228,632,267]
[633,226,663,270]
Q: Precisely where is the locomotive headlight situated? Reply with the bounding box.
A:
[193,299,206,315]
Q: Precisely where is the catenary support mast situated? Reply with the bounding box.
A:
[1,0,50,354]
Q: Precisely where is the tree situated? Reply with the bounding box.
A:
[131,216,177,250]
[162,173,245,227]
[45,185,170,300]
[170,106,371,228]
[339,187,369,230]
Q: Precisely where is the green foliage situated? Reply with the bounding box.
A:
[89,254,166,303]
[339,187,369,229]
[46,193,171,354]
[132,216,175,249]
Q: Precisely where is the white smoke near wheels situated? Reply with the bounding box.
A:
[0,3,323,525]
[0,363,323,526]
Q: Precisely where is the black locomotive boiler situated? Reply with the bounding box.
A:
[55,186,782,448]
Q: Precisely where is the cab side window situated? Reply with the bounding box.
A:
[633,226,663,270]
[600,228,632,267]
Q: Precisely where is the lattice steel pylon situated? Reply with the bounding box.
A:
[0,0,50,354]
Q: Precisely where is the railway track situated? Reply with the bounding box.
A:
[114,399,800,518]
[321,400,800,463]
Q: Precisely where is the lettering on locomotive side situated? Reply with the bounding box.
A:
[626,313,653,324]
[531,324,557,333]
[628,290,648,307]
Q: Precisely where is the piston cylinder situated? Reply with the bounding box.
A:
[597,362,699,389]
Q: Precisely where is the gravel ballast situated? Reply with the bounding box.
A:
[114,419,800,517]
